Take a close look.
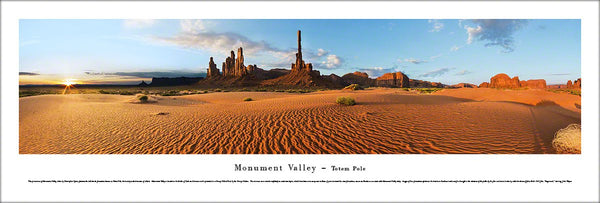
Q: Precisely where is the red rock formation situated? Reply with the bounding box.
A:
[566,80,573,89]
[206,57,220,77]
[520,79,547,89]
[573,78,581,88]
[489,73,521,88]
[290,30,313,73]
[479,82,489,88]
[342,71,374,86]
[376,72,409,88]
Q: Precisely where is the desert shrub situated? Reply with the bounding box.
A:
[203,90,209,93]
[552,124,581,154]
[214,89,222,92]
[99,90,109,94]
[336,96,356,106]
[137,95,149,103]
[275,90,285,92]
[415,88,442,94]
[344,84,364,91]
[243,97,253,102]
[119,91,135,95]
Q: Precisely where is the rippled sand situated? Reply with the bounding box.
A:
[19,88,581,154]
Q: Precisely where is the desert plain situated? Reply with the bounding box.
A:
[19,87,581,154]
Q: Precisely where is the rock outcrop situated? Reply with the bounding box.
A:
[342,72,375,87]
[206,57,220,77]
[479,82,489,88]
[376,72,409,88]
[566,80,573,88]
[520,79,547,89]
[489,73,521,88]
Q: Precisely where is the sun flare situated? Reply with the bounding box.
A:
[62,79,76,87]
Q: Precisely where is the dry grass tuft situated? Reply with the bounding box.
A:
[552,124,581,154]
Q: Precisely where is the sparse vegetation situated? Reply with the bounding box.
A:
[547,89,581,96]
[552,124,581,154]
[343,84,364,91]
[336,96,356,106]
[243,97,253,102]
[137,94,149,103]
[414,88,442,94]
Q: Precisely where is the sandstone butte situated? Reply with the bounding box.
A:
[482,73,547,89]
[375,72,410,88]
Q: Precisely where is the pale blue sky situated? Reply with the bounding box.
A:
[19,19,580,85]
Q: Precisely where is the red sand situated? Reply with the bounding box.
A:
[19,88,580,154]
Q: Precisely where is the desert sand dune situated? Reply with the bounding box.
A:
[19,88,580,154]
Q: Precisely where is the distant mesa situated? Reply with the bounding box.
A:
[342,72,375,87]
[376,72,410,88]
[450,83,477,88]
[149,77,203,86]
[481,73,547,89]
[410,79,446,88]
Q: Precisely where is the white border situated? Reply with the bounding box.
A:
[2,1,599,202]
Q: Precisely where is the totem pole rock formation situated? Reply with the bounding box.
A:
[206,57,221,77]
[291,30,313,73]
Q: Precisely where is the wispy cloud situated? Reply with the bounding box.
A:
[153,20,342,71]
[428,19,444,32]
[84,71,205,78]
[463,19,528,53]
[19,72,40,76]
[455,70,472,75]
[403,58,428,64]
[420,67,453,77]
[450,45,463,52]
[123,19,156,29]
[358,67,395,78]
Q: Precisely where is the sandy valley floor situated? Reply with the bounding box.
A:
[19,88,581,154]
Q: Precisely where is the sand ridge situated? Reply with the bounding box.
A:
[19,88,580,154]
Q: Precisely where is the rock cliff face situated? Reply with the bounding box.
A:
[376,72,409,88]
[206,57,220,77]
[520,79,547,89]
[342,72,375,86]
[490,73,521,88]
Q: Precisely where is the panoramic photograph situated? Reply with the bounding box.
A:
[19,19,581,154]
